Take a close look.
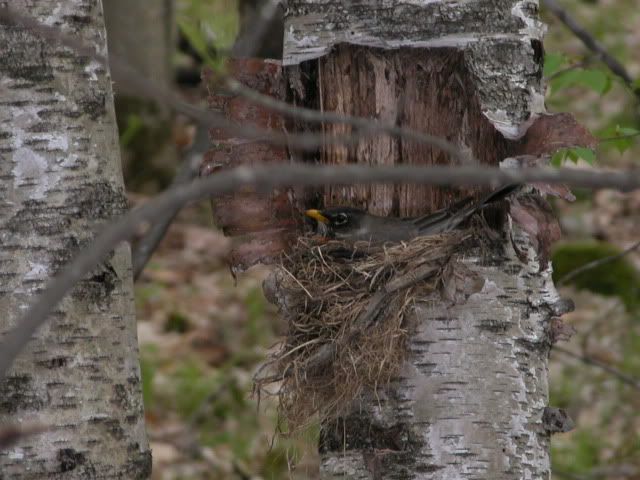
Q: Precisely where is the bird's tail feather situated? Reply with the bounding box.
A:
[478,183,520,207]
[412,184,519,235]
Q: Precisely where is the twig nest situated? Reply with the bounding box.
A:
[256,231,472,430]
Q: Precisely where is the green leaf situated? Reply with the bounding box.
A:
[608,137,634,154]
[550,69,580,93]
[551,149,569,166]
[567,149,580,164]
[617,126,640,136]
[551,151,563,167]
[176,0,239,70]
[572,147,596,165]
[598,125,640,154]
[552,147,596,165]
[119,114,144,147]
[544,52,567,77]
[177,20,220,68]
[550,68,612,95]
[579,70,612,95]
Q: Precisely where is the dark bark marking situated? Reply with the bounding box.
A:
[35,356,69,369]
[62,14,92,25]
[78,93,107,120]
[69,260,119,309]
[58,448,86,472]
[76,181,129,219]
[0,375,46,414]
[125,448,153,479]
[320,416,417,453]
[89,416,126,440]
[542,406,574,433]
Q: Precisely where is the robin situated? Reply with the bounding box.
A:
[305,184,518,243]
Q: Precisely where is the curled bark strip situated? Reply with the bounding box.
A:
[203,59,301,272]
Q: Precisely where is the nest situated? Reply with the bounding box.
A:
[255,231,471,431]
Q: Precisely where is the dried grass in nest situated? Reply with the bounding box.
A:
[255,230,471,432]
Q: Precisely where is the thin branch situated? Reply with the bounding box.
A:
[223,78,466,161]
[0,7,350,151]
[542,0,639,97]
[231,0,283,57]
[0,424,48,449]
[0,163,639,379]
[553,345,640,390]
[545,60,589,82]
[598,132,640,143]
[131,126,209,280]
[0,6,466,156]
[557,239,640,286]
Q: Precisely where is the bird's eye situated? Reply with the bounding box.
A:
[335,213,349,226]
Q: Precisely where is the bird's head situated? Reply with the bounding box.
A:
[305,206,368,239]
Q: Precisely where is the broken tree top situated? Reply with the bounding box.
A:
[283,0,547,139]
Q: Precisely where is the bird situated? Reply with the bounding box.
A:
[305,184,519,243]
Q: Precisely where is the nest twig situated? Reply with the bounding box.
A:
[255,231,471,431]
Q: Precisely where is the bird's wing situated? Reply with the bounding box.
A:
[411,184,519,235]
[410,208,450,229]
[410,196,473,229]
[478,183,520,205]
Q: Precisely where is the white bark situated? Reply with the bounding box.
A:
[282,1,557,478]
[0,1,150,477]
[319,233,558,479]
[284,0,546,139]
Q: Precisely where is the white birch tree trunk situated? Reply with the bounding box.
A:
[282,1,565,478]
[0,1,150,477]
[318,237,559,479]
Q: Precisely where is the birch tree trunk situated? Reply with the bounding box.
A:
[0,1,150,477]
[282,1,581,478]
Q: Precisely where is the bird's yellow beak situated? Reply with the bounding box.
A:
[305,209,329,224]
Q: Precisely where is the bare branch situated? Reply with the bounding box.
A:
[545,60,589,81]
[231,0,283,57]
[0,7,342,150]
[557,239,640,286]
[553,345,640,390]
[0,163,638,379]
[0,424,48,450]
[223,78,466,161]
[131,125,210,280]
[0,6,466,156]
[542,0,639,97]
[599,132,640,143]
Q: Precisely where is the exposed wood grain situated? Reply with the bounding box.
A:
[317,46,510,217]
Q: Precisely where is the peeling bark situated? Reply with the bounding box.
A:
[284,0,546,139]
[0,1,150,477]
[280,1,570,478]
[314,46,512,217]
[202,59,301,273]
[318,233,557,479]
